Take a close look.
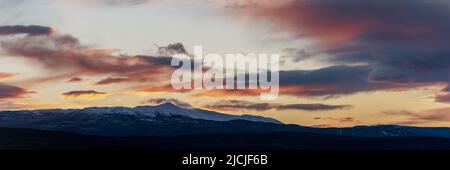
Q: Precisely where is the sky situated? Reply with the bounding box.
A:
[1,0,450,127]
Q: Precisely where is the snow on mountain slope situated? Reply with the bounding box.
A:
[134,103,282,124]
[0,102,282,124]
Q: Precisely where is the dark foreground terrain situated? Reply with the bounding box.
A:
[1,127,450,150]
[1,104,450,150]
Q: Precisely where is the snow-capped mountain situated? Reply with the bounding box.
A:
[133,103,282,124]
[0,103,284,136]
[67,102,282,124]
[0,103,449,138]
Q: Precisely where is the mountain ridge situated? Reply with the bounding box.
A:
[0,102,449,138]
[1,102,282,124]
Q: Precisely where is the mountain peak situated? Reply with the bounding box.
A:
[158,102,180,108]
[135,103,282,124]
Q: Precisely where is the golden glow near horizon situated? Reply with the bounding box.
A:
[0,0,450,127]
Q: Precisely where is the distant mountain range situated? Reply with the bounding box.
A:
[0,103,450,149]
[0,102,449,139]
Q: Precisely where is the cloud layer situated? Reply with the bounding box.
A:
[204,100,351,112]
[0,25,54,36]
[144,98,192,108]
[62,90,107,98]
[0,84,30,99]
[384,109,450,125]
[222,0,450,97]
[0,25,175,86]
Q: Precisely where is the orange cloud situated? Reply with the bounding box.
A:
[0,72,16,79]
[0,25,176,86]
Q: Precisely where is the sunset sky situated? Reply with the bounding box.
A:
[1,0,450,127]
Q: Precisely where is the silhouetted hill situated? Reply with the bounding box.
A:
[1,128,450,150]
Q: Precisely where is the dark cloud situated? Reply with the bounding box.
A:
[279,65,381,96]
[0,25,177,86]
[0,84,30,99]
[282,48,314,63]
[67,77,83,83]
[234,0,450,46]
[196,65,425,98]
[384,108,450,125]
[203,100,351,112]
[0,33,172,75]
[443,86,450,92]
[62,90,107,98]
[155,42,188,56]
[277,104,352,111]
[314,117,358,123]
[434,93,450,104]
[144,98,192,108]
[279,65,438,97]
[230,0,450,96]
[0,25,53,36]
[95,77,129,85]
[204,100,272,111]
